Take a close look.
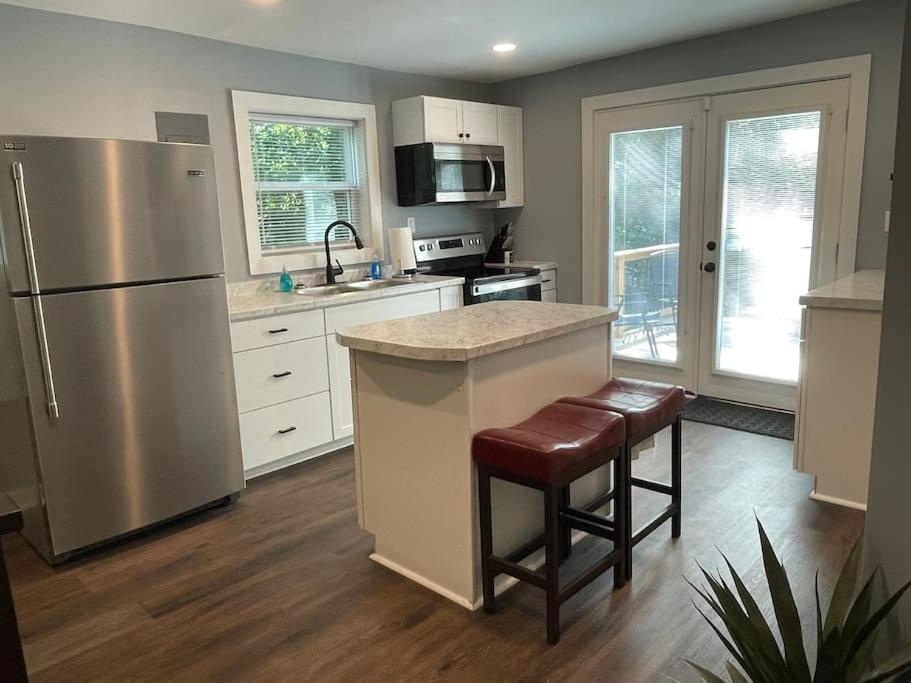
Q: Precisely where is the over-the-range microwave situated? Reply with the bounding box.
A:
[394,142,506,206]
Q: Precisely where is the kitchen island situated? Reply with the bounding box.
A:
[337,300,618,609]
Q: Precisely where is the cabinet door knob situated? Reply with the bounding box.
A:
[465,132,471,138]
[458,133,464,138]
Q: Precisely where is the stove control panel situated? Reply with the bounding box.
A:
[413,232,486,262]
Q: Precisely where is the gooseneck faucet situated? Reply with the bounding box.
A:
[324,220,364,285]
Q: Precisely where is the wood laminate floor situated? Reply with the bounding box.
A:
[5,422,863,682]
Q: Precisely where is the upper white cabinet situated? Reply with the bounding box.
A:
[496,105,524,208]
[393,96,524,208]
[393,96,499,147]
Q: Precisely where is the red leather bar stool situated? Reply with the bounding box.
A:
[559,378,686,580]
[473,402,628,644]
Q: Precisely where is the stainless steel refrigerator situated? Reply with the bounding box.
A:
[0,136,244,563]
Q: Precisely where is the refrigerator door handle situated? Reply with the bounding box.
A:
[13,162,59,420]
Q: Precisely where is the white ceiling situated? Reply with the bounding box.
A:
[6,0,861,83]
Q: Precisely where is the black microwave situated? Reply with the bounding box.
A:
[395,142,506,206]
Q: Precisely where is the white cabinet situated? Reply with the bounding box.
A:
[393,96,499,147]
[496,105,524,208]
[231,286,461,477]
[422,97,463,144]
[461,101,499,145]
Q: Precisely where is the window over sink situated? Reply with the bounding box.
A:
[232,91,384,275]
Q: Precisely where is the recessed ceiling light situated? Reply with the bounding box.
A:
[491,43,517,54]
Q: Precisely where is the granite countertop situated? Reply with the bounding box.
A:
[485,260,558,271]
[228,275,465,322]
[0,490,23,536]
[336,300,618,361]
[799,269,885,311]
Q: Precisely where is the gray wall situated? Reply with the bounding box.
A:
[0,3,495,282]
[492,0,905,304]
[865,0,911,633]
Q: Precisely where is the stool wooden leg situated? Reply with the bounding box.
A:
[623,442,634,581]
[612,446,627,589]
[558,486,572,560]
[671,415,682,539]
[543,484,561,645]
[478,465,496,614]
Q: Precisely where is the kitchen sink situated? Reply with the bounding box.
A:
[295,285,350,296]
[342,279,412,291]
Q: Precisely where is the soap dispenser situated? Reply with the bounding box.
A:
[278,266,294,293]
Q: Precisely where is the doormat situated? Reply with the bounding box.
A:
[683,395,794,441]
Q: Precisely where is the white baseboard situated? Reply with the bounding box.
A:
[369,553,477,611]
[244,436,354,481]
[809,491,867,511]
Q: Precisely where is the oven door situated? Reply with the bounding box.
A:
[469,274,542,304]
[433,144,506,203]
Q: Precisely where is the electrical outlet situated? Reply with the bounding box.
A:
[407,217,416,232]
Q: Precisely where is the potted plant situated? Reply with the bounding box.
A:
[687,518,911,682]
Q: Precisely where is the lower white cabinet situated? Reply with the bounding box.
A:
[233,337,328,413]
[326,334,353,439]
[238,394,333,471]
[231,285,460,477]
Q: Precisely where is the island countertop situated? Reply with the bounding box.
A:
[799,269,884,311]
[336,300,618,361]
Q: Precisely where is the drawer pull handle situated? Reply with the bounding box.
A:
[268,328,289,334]
[542,279,552,283]
[272,371,293,378]
[277,426,297,435]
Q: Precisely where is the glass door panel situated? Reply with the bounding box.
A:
[610,126,683,363]
[716,111,821,382]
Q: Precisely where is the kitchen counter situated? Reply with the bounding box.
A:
[337,301,616,361]
[799,269,884,311]
[227,275,465,322]
[485,259,558,271]
[343,301,616,609]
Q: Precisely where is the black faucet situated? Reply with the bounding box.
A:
[324,220,364,285]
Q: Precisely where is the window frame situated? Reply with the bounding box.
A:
[232,91,384,275]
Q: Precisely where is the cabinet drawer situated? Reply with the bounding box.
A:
[324,291,439,334]
[541,290,557,303]
[239,393,333,472]
[234,337,329,413]
[540,269,557,292]
[230,310,325,352]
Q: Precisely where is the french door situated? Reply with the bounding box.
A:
[596,79,850,409]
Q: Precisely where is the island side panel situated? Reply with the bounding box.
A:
[468,323,613,598]
[352,350,477,608]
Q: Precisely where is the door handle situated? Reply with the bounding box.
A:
[703,262,716,273]
[13,162,59,420]
[486,156,496,194]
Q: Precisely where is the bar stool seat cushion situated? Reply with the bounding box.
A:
[472,403,626,484]
[558,378,685,444]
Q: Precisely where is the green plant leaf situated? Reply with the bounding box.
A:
[692,600,752,678]
[719,549,788,677]
[690,567,779,681]
[842,570,879,651]
[846,580,911,665]
[860,642,911,682]
[725,661,750,683]
[815,627,846,683]
[756,518,812,683]
[824,535,863,637]
[846,635,877,683]
[686,660,728,683]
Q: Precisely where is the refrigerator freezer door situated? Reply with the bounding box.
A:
[14,277,243,557]
[0,137,225,293]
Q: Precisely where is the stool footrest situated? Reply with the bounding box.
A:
[631,476,673,496]
[631,503,679,546]
[488,556,547,590]
[559,547,624,604]
[558,507,616,541]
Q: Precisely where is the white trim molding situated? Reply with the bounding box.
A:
[581,55,872,304]
[231,90,385,275]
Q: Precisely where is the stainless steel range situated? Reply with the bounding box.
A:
[413,232,542,304]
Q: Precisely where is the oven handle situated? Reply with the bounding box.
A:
[472,274,541,296]
[486,156,496,195]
